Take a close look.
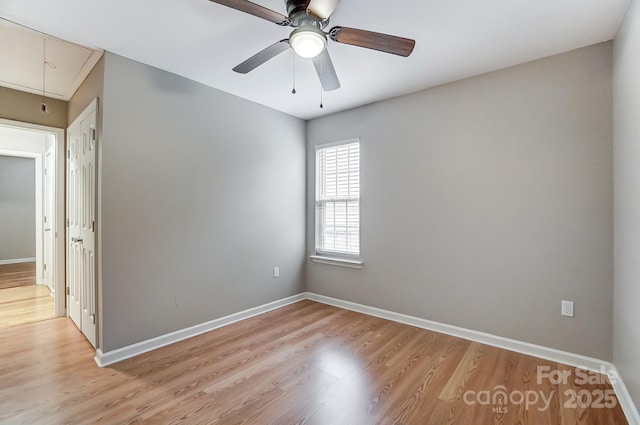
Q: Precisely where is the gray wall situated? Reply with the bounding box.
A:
[306,42,614,360]
[613,0,640,406]
[0,156,36,260]
[99,52,306,351]
[0,86,67,128]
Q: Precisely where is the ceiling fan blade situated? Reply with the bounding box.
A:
[208,0,290,25]
[329,26,415,57]
[312,49,340,91]
[307,0,341,20]
[233,40,290,74]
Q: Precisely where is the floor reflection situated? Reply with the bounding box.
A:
[310,344,373,425]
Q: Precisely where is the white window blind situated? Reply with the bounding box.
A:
[316,140,360,257]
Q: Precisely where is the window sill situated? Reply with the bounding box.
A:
[310,255,364,269]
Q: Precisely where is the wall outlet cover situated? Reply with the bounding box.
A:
[561,300,574,317]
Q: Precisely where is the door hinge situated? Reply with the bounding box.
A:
[66,218,70,227]
[67,150,70,159]
[66,287,70,295]
[92,220,95,232]
[43,264,47,271]
[91,128,96,142]
[44,216,47,223]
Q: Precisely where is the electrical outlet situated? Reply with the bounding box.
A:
[273,267,279,278]
[561,300,574,317]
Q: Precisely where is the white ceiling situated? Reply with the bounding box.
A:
[0,0,630,119]
[0,18,103,100]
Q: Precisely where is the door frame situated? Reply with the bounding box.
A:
[43,146,55,292]
[0,118,66,316]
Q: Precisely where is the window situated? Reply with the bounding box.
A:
[315,139,360,258]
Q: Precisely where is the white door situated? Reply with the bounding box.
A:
[67,100,97,348]
[43,148,54,292]
[68,124,82,334]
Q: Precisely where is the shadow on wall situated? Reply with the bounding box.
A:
[145,66,197,95]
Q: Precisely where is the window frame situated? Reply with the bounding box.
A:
[314,138,361,262]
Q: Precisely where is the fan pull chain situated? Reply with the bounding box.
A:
[41,38,48,114]
[319,53,324,109]
[291,51,297,95]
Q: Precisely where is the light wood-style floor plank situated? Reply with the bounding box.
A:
[0,262,36,289]
[0,285,54,328]
[0,261,54,328]
[0,300,629,424]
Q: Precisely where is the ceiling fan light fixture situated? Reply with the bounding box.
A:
[290,26,326,58]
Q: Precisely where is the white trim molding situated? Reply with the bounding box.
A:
[0,118,66,317]
[0,257,36,265]
[305,293,609,371]
[305,292,640,425]
[92,291,639,424]
[310,255,363,269]
[95,293,306,367]
[610,370,640,425]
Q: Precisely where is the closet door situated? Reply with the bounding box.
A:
[67,99,97,348]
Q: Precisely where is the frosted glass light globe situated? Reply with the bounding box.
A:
[290,26,326,59]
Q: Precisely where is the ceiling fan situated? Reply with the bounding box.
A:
[208,0,416,91]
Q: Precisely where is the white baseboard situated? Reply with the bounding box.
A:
[0,257,36,265]
[610,368,640,425]
[305,292,609,372]
[305,292,639,425]
[92,290,639,424]
[94,293,306,367]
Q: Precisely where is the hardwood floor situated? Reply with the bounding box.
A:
[0,262,54,328]
[0,300,629,424]
[0,262,36,289]
[0,285,55,328]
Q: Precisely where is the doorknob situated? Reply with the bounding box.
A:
[71,237,83,243]
[44,228,52,232]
